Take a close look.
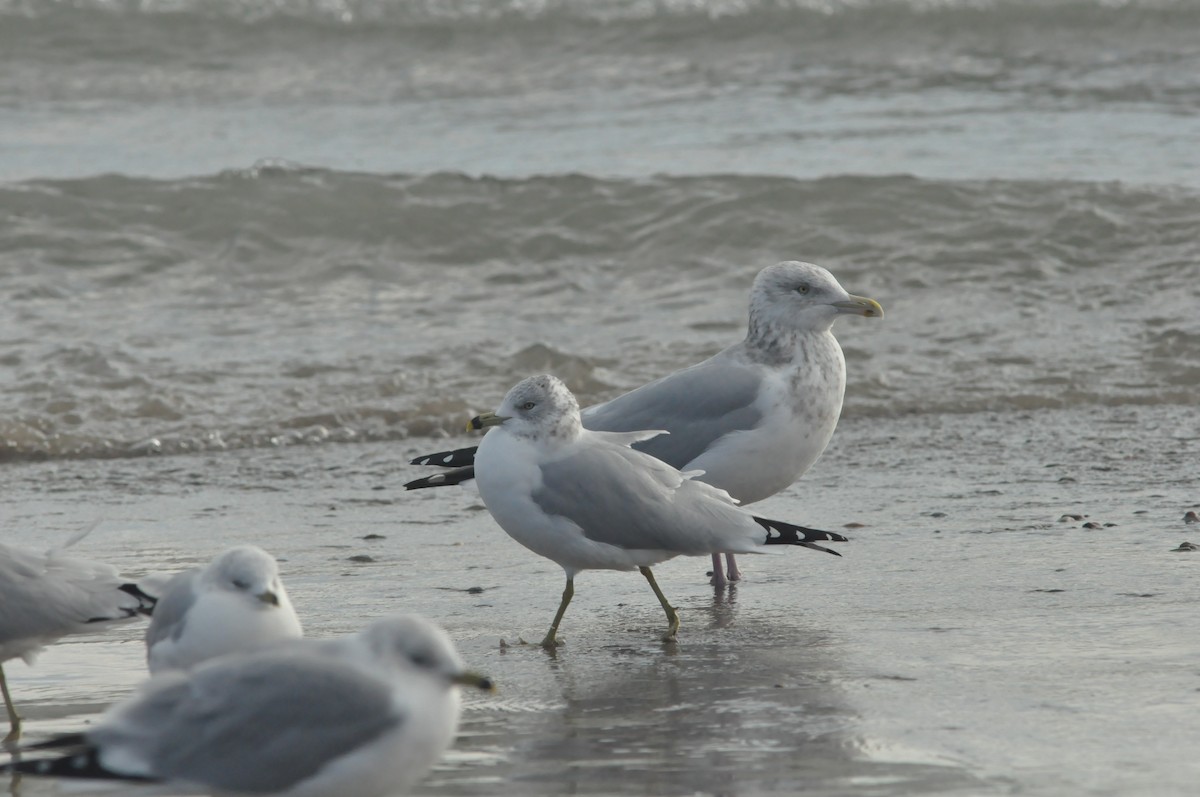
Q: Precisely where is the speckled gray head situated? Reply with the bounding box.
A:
[748,261,883,345]
[204,545,287,606]
[354,614,493,691]
[468,374,581,441]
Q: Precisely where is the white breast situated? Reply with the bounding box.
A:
[686,333,846,504]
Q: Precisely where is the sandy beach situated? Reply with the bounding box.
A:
[5,404,1198,796]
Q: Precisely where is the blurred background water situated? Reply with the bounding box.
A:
[1,1,1198,795]
[2,0,1200,462]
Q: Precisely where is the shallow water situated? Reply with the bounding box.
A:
[3,0,1200,794]
[3,171,1199,463]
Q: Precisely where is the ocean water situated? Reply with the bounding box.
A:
[2,0,1199,795]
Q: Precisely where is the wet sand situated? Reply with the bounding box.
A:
[4,404,1199,796]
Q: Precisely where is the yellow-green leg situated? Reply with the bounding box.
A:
[541,577,574,650]
[639,566,680,642]
[1,664,21,744]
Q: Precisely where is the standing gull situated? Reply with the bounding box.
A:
[0,536,155,742]
[469,374,848,649]
[5,614,494,797]
[145,545,303,673]
[407,261,882,586]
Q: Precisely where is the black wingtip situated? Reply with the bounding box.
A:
[404,475,444,490]
[118,582,159,615]
[753,516,849,555]
[5,746,156,783]
[20,732,90,752]
[86,582,157,623]
[798,541,843,557]
[404,466,478,491]
[409,446,480,468]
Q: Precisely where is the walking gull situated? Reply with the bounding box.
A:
[145,545,303,673]
[407,261,882,586]
[0,536,155,742]
[4,615,494,797]
[469,374,848,649]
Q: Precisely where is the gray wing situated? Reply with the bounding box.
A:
[1,543,65,647]
[143,569,200,650]
[532,441,735,553]
[582,355,765,469]
[0,543,141,650]
[94,654,401,793]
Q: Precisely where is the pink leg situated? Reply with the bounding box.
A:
[709,553,727,587]
[725,553,742,582]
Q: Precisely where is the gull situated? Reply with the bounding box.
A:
[145,545,303,673]
[4,614,494,797]
[0,535,155,742]
[469,374,848,649]
[407,261,882,586]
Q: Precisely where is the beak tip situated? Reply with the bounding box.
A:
[857,297,885,318]
[838,295,884,319]
[455,672,496,692]
[468,412,503,432]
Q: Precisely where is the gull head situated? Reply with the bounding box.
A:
[748,261,883,342]
[469,374,582,443]
[356,614,494,692]
[204,545,289,608]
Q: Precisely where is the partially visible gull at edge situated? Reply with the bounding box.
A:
[0,532,155,743]
[4,615,495,797]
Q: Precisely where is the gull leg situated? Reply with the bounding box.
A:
[541,577,574,650]
[1,664,21,744]
[725,553,742,582]
[639,566,680,642]
[709,553,727,588]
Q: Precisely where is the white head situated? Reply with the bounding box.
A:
[468,374,582,442]
[746,261,883,353]
[202,545,292,610]
[355,615,493,692]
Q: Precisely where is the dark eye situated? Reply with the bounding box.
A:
[795,284,810,294]
[520,401,536,410]
[232,579,250,590]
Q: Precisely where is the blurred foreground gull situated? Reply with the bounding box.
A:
[470,374,848,649]
[5,615,494,797]
[145,545,303,673]
[0,535,155,742]
[408,261,882,586]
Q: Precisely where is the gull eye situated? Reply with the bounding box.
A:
[520,401,536,410]
[794,284,810,294]
[232,579,250,590]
